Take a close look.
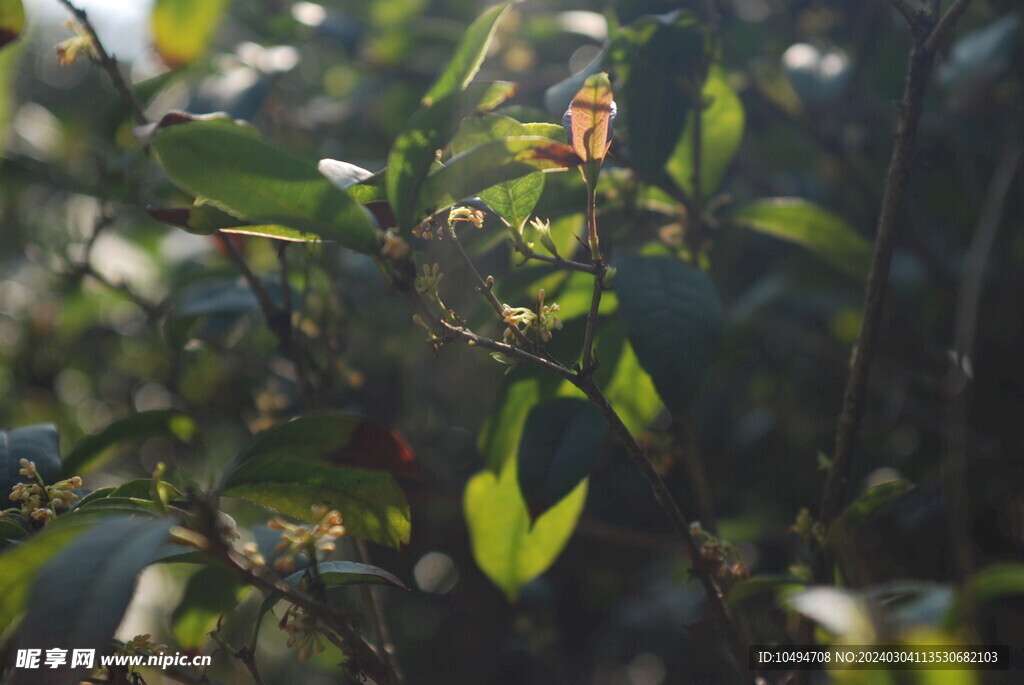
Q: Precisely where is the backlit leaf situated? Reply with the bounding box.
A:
[171,564,249,649]
[668,65,745,198]
[464,455,587,600]
[151,0,226,68]
[421,2,512,106]
[219,414,412,549]
[0,0,24,51]
[566,72,615,166]
[387,81,516,232]
[732,198,871,279]
[62,410,195,477]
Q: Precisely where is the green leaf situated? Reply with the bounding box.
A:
[151,0,226,68]
[609,10,709,183]
[949,563,1024,628]
[731,198,871,279]
[387,81,516,232]
[149,205,320,242]
[0,32,23,145]
[0,0,25,51]
[219,414,411,549]
[517,398,607,520]
[464,455,587,600]
[614,255,723,416]
[596,324,664,436]
[668,65,745,198]
[543,48,605,118]
[0,517,100,638]
[2,424,62,505]
[478,375,549,472]
[62,410,194,477]
[318,159,388,204]
[420,2,512,106]
[419,136,578,219]
[171,564,249,649]
[452,115,548,231]
[151,117,378,252]
[11,517,173,685]
[284,560,409,592]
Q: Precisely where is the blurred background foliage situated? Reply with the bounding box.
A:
[0,0,1022,683]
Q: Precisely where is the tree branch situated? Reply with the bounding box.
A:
[820,0,973,524]
[56,0,149,125]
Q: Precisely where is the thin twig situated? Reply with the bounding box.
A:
[355,538,404,684]
[518,249,599,274]
[56,0,148,125]
[944,146,1021,581]
[448,226,533,349]
[887,0,928,36]
[820,1,973,525]
[675,415,718,534]
[925,0,974,53]
[581,184,604,373]
[192,496,391,685]
[571,374,749,670]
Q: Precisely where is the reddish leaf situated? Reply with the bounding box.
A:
[567,72,616,165]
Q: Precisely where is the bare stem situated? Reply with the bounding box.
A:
[581,184,604,373]
[56,0,149,125]
[355,538,404,684]
[820,1,973,525]
[192,496,391,685]
[519,249,599,274]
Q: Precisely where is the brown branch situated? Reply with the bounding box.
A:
[355,538,404,684]
[925,0,974,53]
[581,184,604,373]
[571,374,749,670]
[192,496,391,685]
[448,226,533,349]
[56,0,148,125]
[820,0,973,525]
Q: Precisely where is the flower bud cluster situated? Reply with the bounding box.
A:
[499,289,563,345]
[280,605,326,661]
[689,522,749,582]
[4,459,83,525]
[266,505,346,573]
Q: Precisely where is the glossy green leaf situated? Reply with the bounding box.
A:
[614,255,723,416]
[517,398,607,520]
[219,414,412,549]
[609,10,709,182]
[452,115,548,231]
[419,136,578,219]
[464,455,587,600]
[151,117,378,252]
[2,424,62,506]
[151,0,226,68]
[172,564,249,649]
[731,198,871,279]
[11,517,173,685]
[0,517,100,637]
[387,81,515,232]
[0,0,24,51]
[668,65,745,198]
[62,410,194,477]
[284,560,409,592]
[421,2,511,106]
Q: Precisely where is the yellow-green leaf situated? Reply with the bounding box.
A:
[464,455,587,600]
[152,0,226,68]
[0,0,25,51]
